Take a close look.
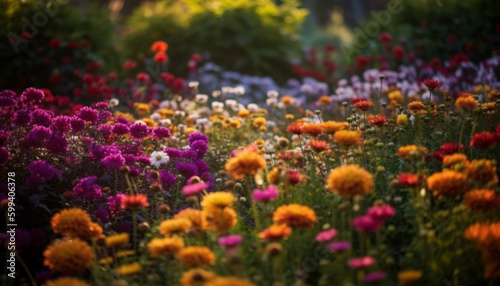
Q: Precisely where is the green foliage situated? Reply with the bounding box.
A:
[123,0,307,83]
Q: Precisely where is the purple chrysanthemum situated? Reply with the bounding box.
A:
[188,132,208,146]
[13,110,31,126]
[31,109,53,127]
[159,170,177,187]
[98,110,112,123]
[25,126,51,148]
[76,106,99,123]
[101,153,125,168]
[129,122,149,139]
[70,117,86,133]
[46,134,69,154]
[50,115,72,133]
[21,87,44,103]
[0,131,11,146]
[151,126,171,139]
[193,160,209,173]
[123,154,136,165]
[94,208,110,222]
[116,116,131,125]
[25,160,62,187]
[107,193,125,214]
[112,123,130,135]
[0,96,16,107]
[72,176,102,202]
[180,149,198,160]
[190,140,209,159]
[0,147,10,166]
[175,162,198,179]
[94,102,109,109]
[164,147,183,160]
[97,124,113,140]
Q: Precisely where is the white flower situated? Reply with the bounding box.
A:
[234,85,245,95]
[247,103,259,112]
[188,81,199,88]
[150,113,161,122]
[267,90,279,98]
[109,98,119,107]
[196,118,211,127]
[222,87,233,94]
[150,151,170,168]
[159,119,172,126]
[225,99,237,109]
[175,110,186,116]
[195,94,208,104]
[266,97,278,107]
[212,90,222,98]
[212,101,224,113]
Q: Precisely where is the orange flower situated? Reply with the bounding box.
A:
[442,153,469,168]
[148,237,184,258]
[427,170,468,197]
[286,122,304,135]
[466,159,498,186]
[273,204,317,229]
[177,246,215,268]
[397,270,423,285]
[202,207,237,233]
[159,218,192,237]
[309,139,329,152]
[259,224,292,241]
[353,100,374,111]
[50,208,94,240]
[327,165,373,198]
[154,51,168,64]
[225,151,266,179]
[318,95,332,104]
[464,189,500,211]
[464,222,491,243]
[300,123,323,136]
[180,268,217,286]
[281,95,293,105]
[115,262,142,276]
[408,101,425,112]
[455,96,479,112]
[121,194,150,211]
[396,145,428,159]
[151,40,168,52]
[175,208,203,232]
[105,233,129,248]
[43,277,90,286]
[43,239,94,274]
[333,130,361,146]
[237,109,251,118]
[320,121,349,134]
[208,277,257,286]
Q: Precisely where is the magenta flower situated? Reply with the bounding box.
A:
[347,256,375,269]
[112,123,130,135]
[315,229,338,242]
[107,193,126,214]
[252,185,279,202]
[0,147,10,166]
[72,176,102,202]
[76,106,99,124]
[50,115,72,133]
[151,126,171,139]
[21,87,44,103]
[352,215,383,232]
[328,241,351,253]
[129,122,149,139]
[364,271,386,283]
[367,204,395,222]
[218,234,243,248]
[182,181,209,196]
[101,154,125,168]
[25,160,62,187]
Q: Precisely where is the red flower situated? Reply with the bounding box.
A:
[378,33,392,43]
[160,72,175,85]
[287,169,305,185]
[121,194,150,211]
[136,73,150,83]
[123,60,136,70]
[351,97,366,105]
[397,173,422,187]
[309,139,329,153]
[354,100,374,111]
[355,56,370,70]
[470,132,496,149]
[48,38,61,49]
[172,78,185,93]
[440,143,464,154]
[286,122,304,135]
[369,115,388,126]
[432,151,445,161]
[392,46,405,61]
[422,79,442,90]
[151,41,168,52]
[154,51,168,64]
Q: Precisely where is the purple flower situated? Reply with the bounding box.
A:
[151,126,171,139]
[97,124,113,140]
[46,134,69,154]
[328,241,351,253]
[98,110,112,123]
[175,162,198,179]
[0,96,16,107]
[102,153,125,168]
[193,160,209,173]
[199,171,214,191]
[129,122,149,139]
[112,123,130,135]
[218,234,243,247]
[190,140,209,158]
[164,147,183,160]
[0,147,10,166]
[128,166,140,176]
[182,181,209,196]
[364,271,386,283]
[25,160,62,187]
[21,87,44,102]
[367,204,395,222]
[107,194,125,214]
[252,185,279,202]
[352,215,383,232]
[76,106,99,123]
[315,229,338,242]
[94,101,109,109]
[347,256,375,270]
[95,208,110,222]
[70,117,86,133]
[159,170,177,187]
[135,155,150,165]
[0,131,10,146]
[117,116,131,125]
[188,132,208,145]
[72,176,102,202]
[181,149,198,160]
[50,115,71,133]
[31,109,53,127]
[14,110,31,126]
[123,154,136,165]
[25,126,51,148]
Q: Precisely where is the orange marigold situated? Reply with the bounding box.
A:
[201,192,235,211]
[50,208,93,240]
[427,170,468,197]
[318,95,332,104]
[442,153,469,168]
[105,233,130,248]
[43,239,94,274]
[327,165,373,198]
[225,151,266,179]
[396,145,428,159]
[43,277,90,286]
[281,95,293,105]
[121,194,150,211]
[273,204,317,229]
[464,190,500,212]
[202,207,238,233]
[181,268,217,286]
[258,224,292,241]
[148,237,184,258]
[455,96,479,112]
[159,218,192,237]
[300,123,323,136]
[397,270,423,285]
[333,130,361,146]
[208,277,257,286]
[151,40,168,52]
[321,121,349,134]
[309,139,329,152]
[178,246,215,268]
[175,208,203,232]
[408,101,425,111]
[466,159,498,186]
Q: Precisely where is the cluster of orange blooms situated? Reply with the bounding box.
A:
[464,222,500,279]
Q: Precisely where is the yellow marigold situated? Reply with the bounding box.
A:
[455,96,479,112]
[464,189,500,212]
[178,246,215,268]
[175,208,203,232]
[281,95,293,105]
[396,114,408,125]
[181,268,217,286]
[228,119,242,128]
[201,192,235,211]
[442,153,469,168]
[237,109,251,118]
[50,208,93,240]
[99,257,113,266]
[273,204,317,229]
[253,117,266,128]
[134,103,150,116]
[207,277,257,286]
[43,277,90,286]
[482,102,497,114]
[225,151,266,179]
[466,159,498,186]
[333,130,361,146]
[148,237,184,258]
[396,145,428,159]
[397,270,423,285]
[254,139,265,146]
[488,89,500,101]
[156,108,175,118]
[141,117,157,127]
[115,262,142,276]
[159,218,192,237]
[259,224,292,241]
[474,84,491,94]
[285,114,294,120]
[105,233,130,248]
[388,90,404,103]
[259,125,267,132]
[43,239,94,274]
[318,95,332,104]
[116,250,135,258]
[321,121,349,134]
[267,167,280,184]
[202,207,237,233]
[427,170,468,197]
[184,127,196,135]
[327,164,373,198]
[408,101,425,111]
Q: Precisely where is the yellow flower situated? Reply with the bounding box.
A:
[388,90,404,103]
[427,170,468,197]
[140,117,157,127]
[50,208,94,240]
[397,270,423,285]
[43,277,90,286]
[237,109,250,118]
[201,192,236,211]
[174,208,203,232]
[115,111,135,122]
[178,246,215,268]
[396,114,408,125]
[115,262,142,276]
[327,164,373,198]
[156,108,175,118]
[254,139,265,146]
[207,277,257,286]
[99,257,113,266]
[225,151,266,179]
[134,103,150,116]
[455,96,479,112]
[408,101,425,112]
[228,119,242,128]
[181,268,217,286]
[43,239,94,274]
[321,121,349,134]
[116,250,135,258]
[442,153,468,168]
[158,218,192,237]
[333,130,361,146]
[273,204,317,229]
[396,145,428,159]
[184,127,196,135]
[318,95,332,104]
[105,233,130,248]
[253,117,266,128]
[285,114,294,120]
[281,95,293,105]
[202,207,238,233]
[148,237,184,258]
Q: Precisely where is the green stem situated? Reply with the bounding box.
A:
[246,176,262,231]
[16,253,36,286]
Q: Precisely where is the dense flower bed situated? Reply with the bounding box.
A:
[1,41,500,286]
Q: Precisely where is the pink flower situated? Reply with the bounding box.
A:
[252,185,279,202]
[315,229,338,242]
[367,204,395,222]
[182,181,209,196]
[347,256,375,269]
[218,234,243,248]
[327,241,351,253]
[352,215,382,232]
[364,271,386,283]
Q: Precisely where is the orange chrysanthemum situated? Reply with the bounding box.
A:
[178,246,215,268]
[208,277,257,286]
[175,208,203,232]
[181,268,217,286]
[151,41,168,52]
[281,95,293,105]
[258,224,292,241]
[225,151,266,179]
[300,123,323,136]
[43,239,94,274]
[397,270,423,285]
[43,277,90,286]
[50,208,94,240]
[253,117,267,128]
[396,145,428,159]
[455,96,479,112]
[442,153,469,168]
[237,109,251,118]
[333,130,361,146]
[318,95,332,104]
[158,218,192,237]
[148,237,184,258]
[115,262,142,276]
[327,165,373,198]
[466,159,498,186]
[321,121,349,134]
[353,100,374,111]
[105,233,130,248]
[202,207,238,233]
[273,204,317,229]
[464,190,500,212]
[427,170,468,197]
[309,139,329,152]
[408,101,425,111]
[121,194,150,211]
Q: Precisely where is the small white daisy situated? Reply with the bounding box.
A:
[150,151,170,168]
